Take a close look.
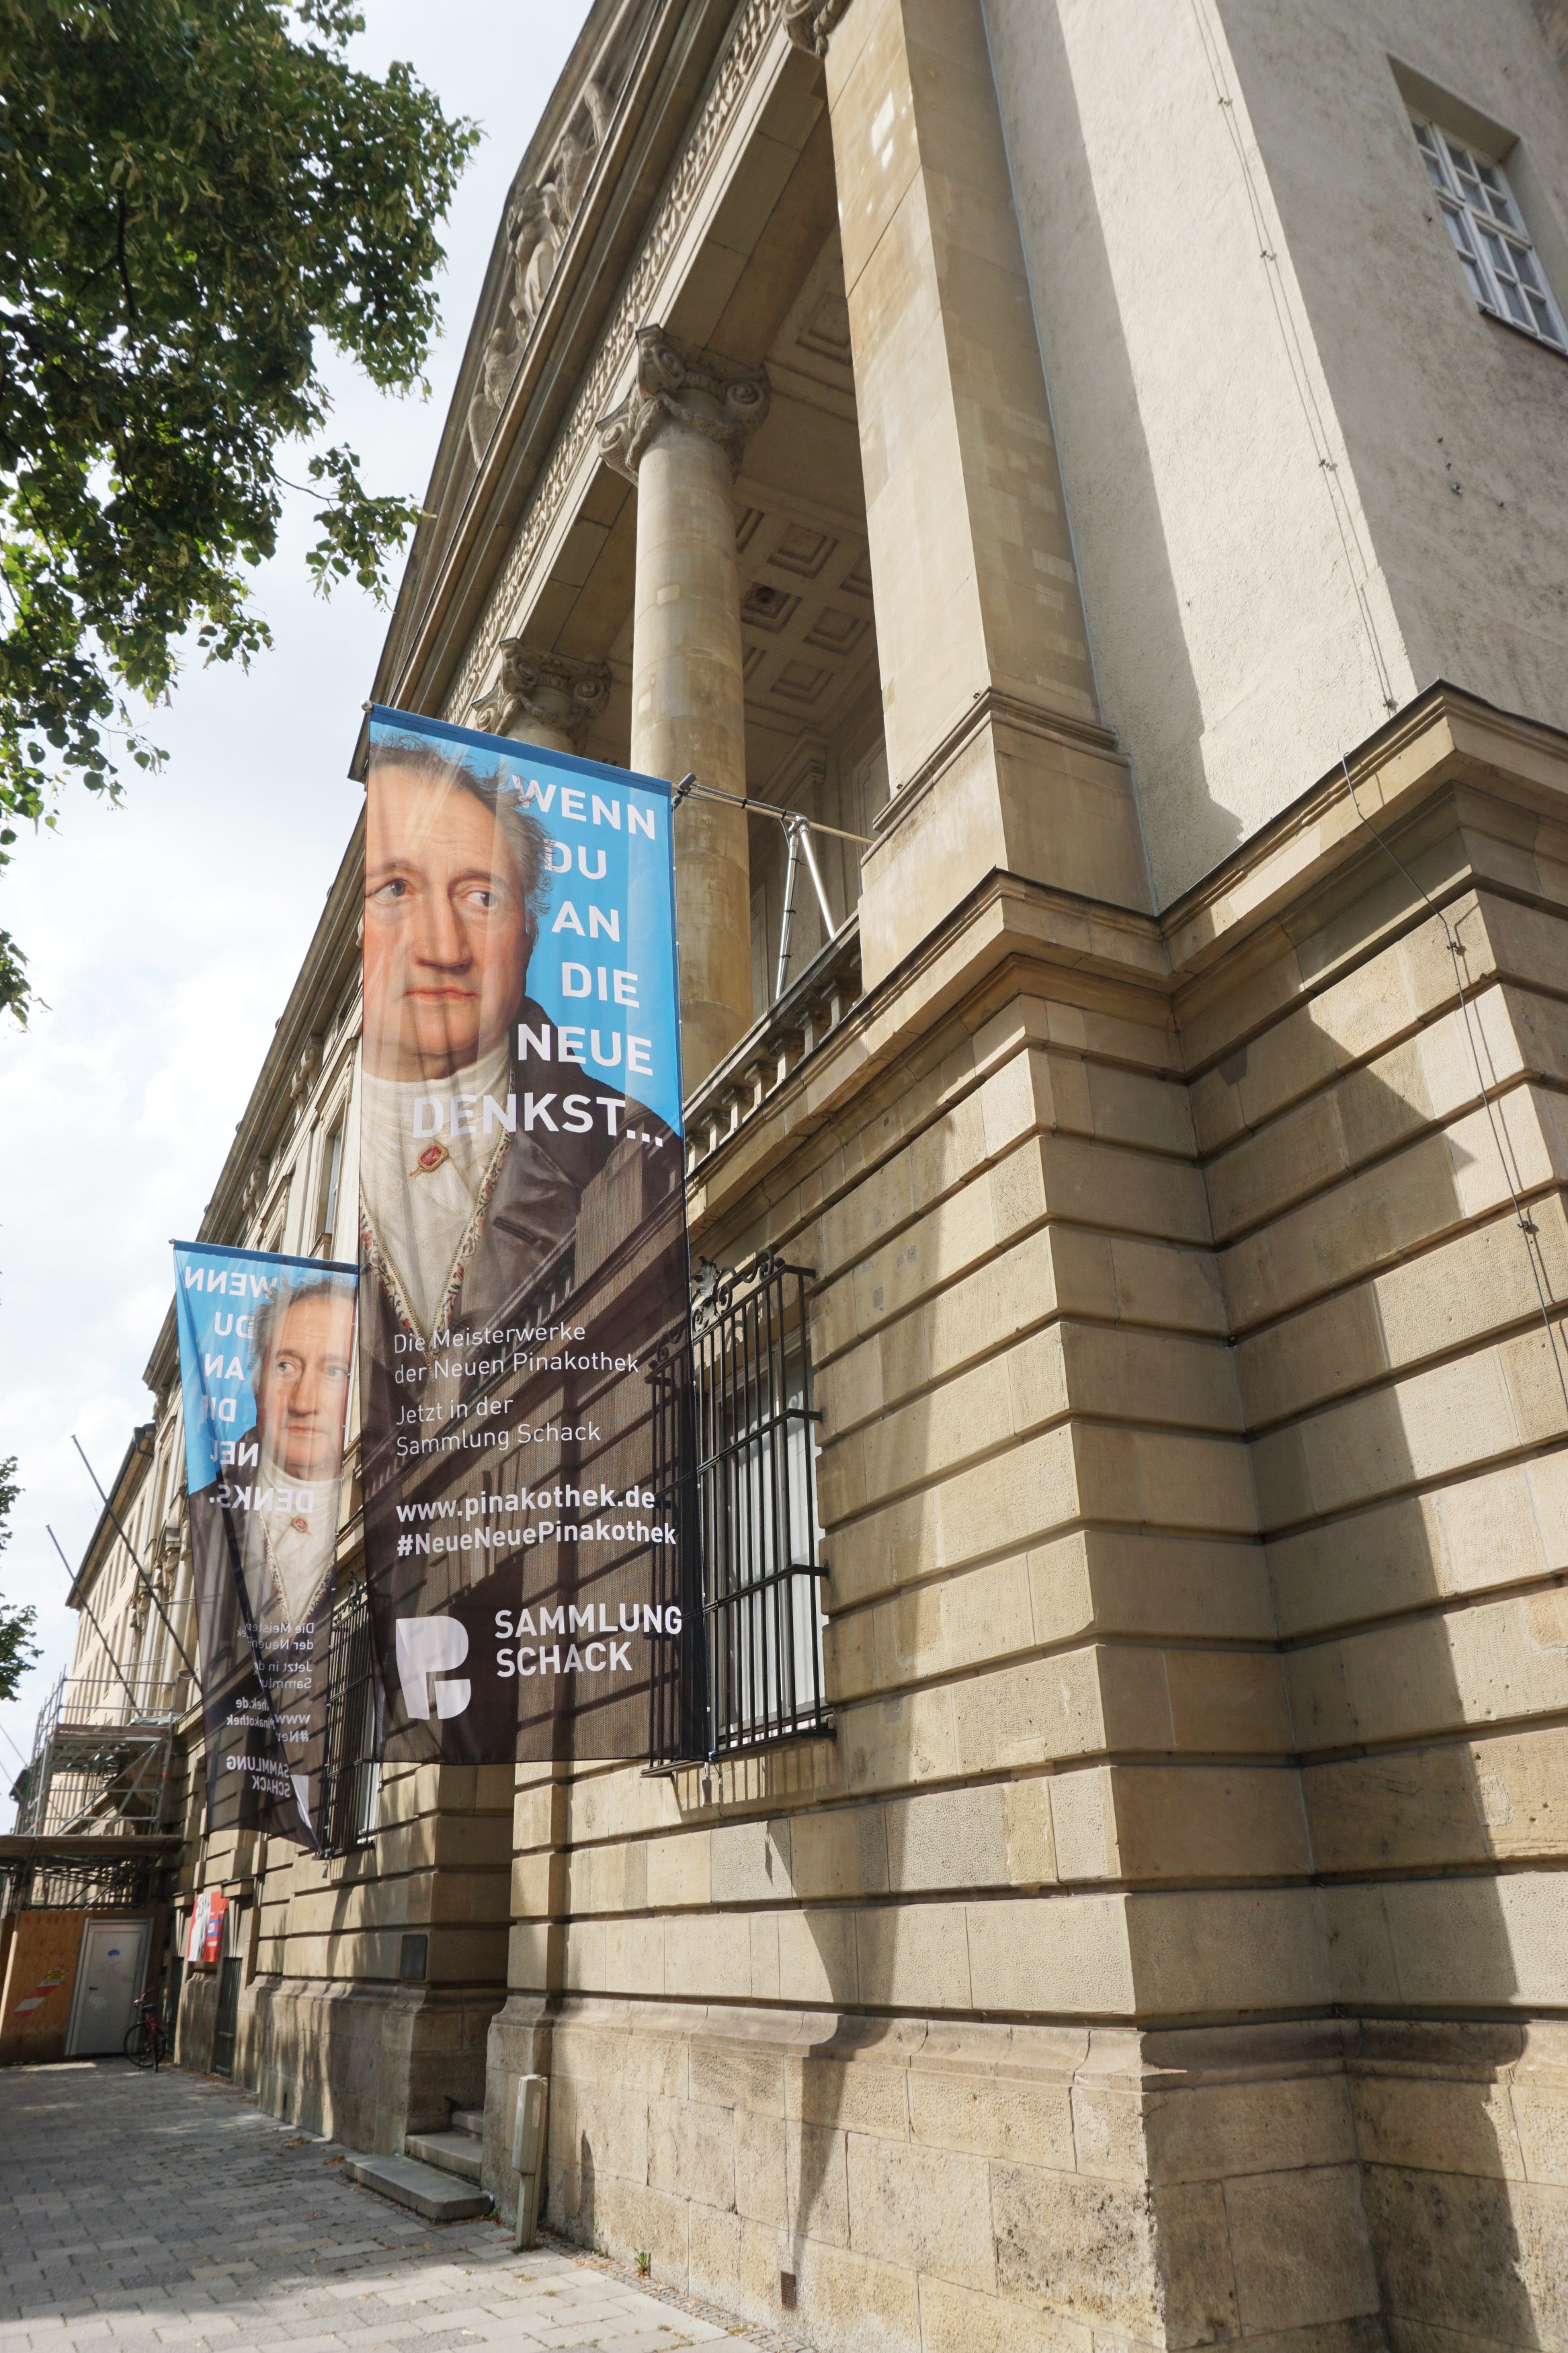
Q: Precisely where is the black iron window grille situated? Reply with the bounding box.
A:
[649,1250,828,1763]
[320,1576,380,1855]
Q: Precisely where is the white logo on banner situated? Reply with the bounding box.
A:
[396,1616,472,1720]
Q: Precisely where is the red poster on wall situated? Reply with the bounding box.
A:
[202,1893,227,1965]
[188,1890,228,1967]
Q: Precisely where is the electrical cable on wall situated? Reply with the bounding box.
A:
[1188,0,1402,719]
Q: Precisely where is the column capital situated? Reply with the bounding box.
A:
[472,642,612,748]
[596,326,770,484]
[780,0,853,56]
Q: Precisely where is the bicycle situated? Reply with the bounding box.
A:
[124,1991,167,2071]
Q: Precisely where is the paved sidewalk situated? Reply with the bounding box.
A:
[0,2063,804,2353]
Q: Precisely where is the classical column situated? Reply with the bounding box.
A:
[471,642,611,756]
[596,325,770,1091]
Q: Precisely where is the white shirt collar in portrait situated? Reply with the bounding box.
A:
[245,1449,339,1631]
[360,1039,511,1337]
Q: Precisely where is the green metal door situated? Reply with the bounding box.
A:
[212,1955,241,2076]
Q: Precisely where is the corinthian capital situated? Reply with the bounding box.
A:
[472,642,612,748]
[781,0,853,56]
[595,326,770,483]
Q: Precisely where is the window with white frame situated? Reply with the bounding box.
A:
[314,1113,345,1258]
[1411,118,1567,353]
[263,1185,288,1256]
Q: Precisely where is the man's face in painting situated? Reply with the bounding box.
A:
[364,761,532,1084]
[256,1292,356,1484]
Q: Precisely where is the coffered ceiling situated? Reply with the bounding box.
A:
[506,154,880,802]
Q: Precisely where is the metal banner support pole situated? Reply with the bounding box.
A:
[72,1436,200,1685]
[46,1526,141,1714]
[774,819,804,1002]
[796,814,835,932]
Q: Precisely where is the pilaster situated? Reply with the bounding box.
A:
[805,0,1151,986]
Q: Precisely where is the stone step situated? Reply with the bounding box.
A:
[405,2128,485,2184]
[343,2151,492,2224]
[449,2108,485,2141]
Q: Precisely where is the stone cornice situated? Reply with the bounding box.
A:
[688,685,1568,1229]
[874,684,1124,842]
[362,0,784,755]
[1160,681,1568,984]
[368,0,653,706]
[438,0,782,729]
[463,0,662,474]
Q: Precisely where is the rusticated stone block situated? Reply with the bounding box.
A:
[916,2273,1093,2353]
[688,2200,743,2304]
[648,2092,736,2212]
[990,2161,1162,2336]
[787,2048,910,2137]
[733,2104,787,2224]
[1353,2074,1525,2180]
[855,1901,972,2008]
[689,2034,785,2117]
[788,2117,850,2245]
[1364,2163,1568,2346]
[908,2069,1076,2168]
[1146,2074,1357,2184]
[846,2130,997,2290]
[988,2163,1240,2345]
[1225,2163,1379,2333]
[1307,1730,1568,1874]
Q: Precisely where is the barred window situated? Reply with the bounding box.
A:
[649,1252,828,1763]
[321,1578,380,1853]
[1411,119,1567,352]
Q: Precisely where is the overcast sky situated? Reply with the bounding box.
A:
[0,1,583,1776]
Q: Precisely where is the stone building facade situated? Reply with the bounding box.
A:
[27,0,1568,2345]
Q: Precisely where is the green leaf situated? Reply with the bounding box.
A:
[0,0,479,1017]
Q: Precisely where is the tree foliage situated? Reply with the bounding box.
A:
[0,1455,40,1704]
[0,0,478,1015]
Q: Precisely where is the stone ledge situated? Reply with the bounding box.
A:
[343,2148,494,2223]
[1163,682,1568,982]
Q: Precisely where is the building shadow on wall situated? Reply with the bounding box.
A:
[1252,879,1561,2348]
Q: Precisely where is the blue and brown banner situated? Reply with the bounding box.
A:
[358,707,696,1765]
[173,1241,358,1845]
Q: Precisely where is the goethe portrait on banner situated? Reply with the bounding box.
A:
[359,736,632,1341]
[357,714,694,1770]
[193,1275,355,1654]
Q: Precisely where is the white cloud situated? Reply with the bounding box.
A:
[0,0,581,1776]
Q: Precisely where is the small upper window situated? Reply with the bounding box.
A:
[315,1117,345,1259]
[1411,118,1567,354]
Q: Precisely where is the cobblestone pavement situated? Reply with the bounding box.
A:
[0,2063,811,2353]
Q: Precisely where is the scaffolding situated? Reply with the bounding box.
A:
[3,1671,185,1915]
[13,1670,181,1841]
[0,1833,181,1914]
